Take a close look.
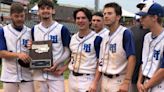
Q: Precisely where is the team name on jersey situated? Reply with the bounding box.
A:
[153,50,160,60]
[50,35,58,43]
[22,39,29,47]
[83,44,91,52]
[109,43,116,53]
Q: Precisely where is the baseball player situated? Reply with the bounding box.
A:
[99,2,136,92]
[91,11,109,92]
[129,1,152,92]
[31,0,71,92]
[136,2,164,92]
[0,3,34,92]
[68,8,102,92]
[91,12,109,37]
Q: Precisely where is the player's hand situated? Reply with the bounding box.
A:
[118,81,129,92]
[88,81,97,92]
[142,83,148,92]
[53,67,65,76]
[137,81,144,92]
[27,40,32,50]
[43,63,57,72]
[17,52,31,63]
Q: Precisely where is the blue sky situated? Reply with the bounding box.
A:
[57,0,164,13]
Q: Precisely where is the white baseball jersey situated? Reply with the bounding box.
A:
[0,24,33,82]
[32,21,70,81]
[99,25,135,74]
[68,31,101,74]
[142,31,164,78]
[97,28,109,38]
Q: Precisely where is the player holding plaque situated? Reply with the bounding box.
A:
[0,3,34,92]
[29,40,53,68]
[31,0,71,92]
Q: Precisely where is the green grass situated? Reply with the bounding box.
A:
[64,69,70,79]
[0,82,2,89]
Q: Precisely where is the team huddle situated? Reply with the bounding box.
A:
[0,0,163,92]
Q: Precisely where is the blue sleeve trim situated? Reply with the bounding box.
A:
[31,27,34,41]
[0,28,7,50]
[160,52,164,68]
[94,36,102,59]
[123,29,136,59]
[61,26,71,47]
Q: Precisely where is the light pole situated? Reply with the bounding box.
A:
[95,0,99,11]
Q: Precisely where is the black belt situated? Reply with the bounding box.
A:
[4,80,33,83]
[104,73,120,78]
[143,76,151,80]
[72,71,90,76]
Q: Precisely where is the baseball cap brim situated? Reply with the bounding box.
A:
[136,3,145,8]
[136,12,148,16]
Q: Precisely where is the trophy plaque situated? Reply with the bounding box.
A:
[29,40,53,69]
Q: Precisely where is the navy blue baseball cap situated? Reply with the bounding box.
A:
[136,3,164,17]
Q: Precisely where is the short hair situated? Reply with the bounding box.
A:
[38,0,54,9]
[10,2,24,14]
[73,8,92,21]
[104,2,122,16]
[157,16,162,24]
[92,12,103,18]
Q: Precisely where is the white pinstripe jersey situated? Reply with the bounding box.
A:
[68,31,98,74]
[97,28,109,38]
[32,22,65,81]
[99,25,128,74]
[0,24,33,82]
[142,31,164,78]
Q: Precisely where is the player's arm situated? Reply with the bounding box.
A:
[0,28,16,59]
[48,26,71,72]
[137,64,145,92]
[119,30,136,92]
[0,28,31,62]
[54,26,71,65]
[88,36,102,92]
[143,52,164,90]
[53,57,71,76]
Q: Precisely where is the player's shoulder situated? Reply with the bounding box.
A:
[144,32,152,38]
[2,24,9,29]
[32,23,40,30]
[54,21,64,28]
[123,28,134,37]
[24,25,31,31]
[71,32,78,38]
[0,27,4,33]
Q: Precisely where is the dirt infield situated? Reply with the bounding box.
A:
[0,80,69,92]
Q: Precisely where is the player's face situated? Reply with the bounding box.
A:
[11,12,25,28]
[38,6,54,20]
[91,15,104,32]
[75,11,90,31]
[103,7,120,27]
[140,15,153,29]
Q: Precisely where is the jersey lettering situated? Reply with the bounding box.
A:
[109,43,116,53]
[153,50,160,60]
[83,44,91,52]
[50,35,58,43]
[22,39,28,47]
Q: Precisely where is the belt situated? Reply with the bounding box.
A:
[104,73,120,78]
[143,76,151,80]
[72,71,90,76]
[4,80,33,83]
